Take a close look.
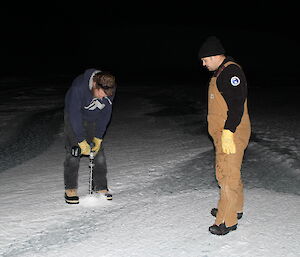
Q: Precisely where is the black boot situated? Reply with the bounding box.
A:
[209,223,237,235]
[211,208,243,220]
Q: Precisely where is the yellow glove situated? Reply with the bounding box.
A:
[221,129,236,154]
[92,137,103,154]
[78,140,91,155]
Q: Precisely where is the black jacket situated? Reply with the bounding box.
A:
[214,57,248,132]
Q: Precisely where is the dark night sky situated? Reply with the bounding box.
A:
[1,1,298,85]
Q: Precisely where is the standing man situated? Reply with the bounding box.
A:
[64,69,117,204]
[198,36,251,235]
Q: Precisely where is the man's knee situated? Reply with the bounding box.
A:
[64,154,80,169]
[221,178,241,192]
[94,150,106,165]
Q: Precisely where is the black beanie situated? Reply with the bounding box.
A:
[198,36,225,58]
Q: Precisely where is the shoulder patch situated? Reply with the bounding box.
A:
[230,76,240,86]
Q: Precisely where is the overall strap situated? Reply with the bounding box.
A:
[215,61,241,78]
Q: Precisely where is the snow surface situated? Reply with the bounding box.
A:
[0,78,299,257]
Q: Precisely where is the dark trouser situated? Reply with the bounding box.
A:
[64,114,108,191]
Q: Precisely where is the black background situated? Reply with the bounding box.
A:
[1,1,298,86]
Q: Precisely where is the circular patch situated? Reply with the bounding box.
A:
[230,76,240,86]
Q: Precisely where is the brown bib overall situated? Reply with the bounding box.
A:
[207,61,251,227]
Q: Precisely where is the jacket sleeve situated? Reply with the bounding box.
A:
[217,64,247,133]
[95,97,113,139]
[66,87,86,143]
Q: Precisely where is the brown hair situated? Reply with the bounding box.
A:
[93,71,116,96]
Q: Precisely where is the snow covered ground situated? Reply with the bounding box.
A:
[0,77,299,257]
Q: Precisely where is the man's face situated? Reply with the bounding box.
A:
[201,56,218,71]
[92,85,107,99]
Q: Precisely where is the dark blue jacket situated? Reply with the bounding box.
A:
[64,68,114,143]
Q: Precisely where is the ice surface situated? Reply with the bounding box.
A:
[0,80,299,257]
